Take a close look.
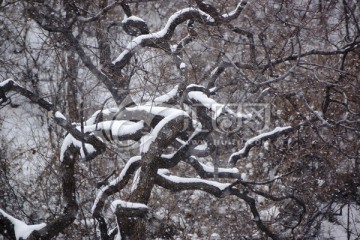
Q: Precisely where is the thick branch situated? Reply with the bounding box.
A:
[92,156,141,240]
[27,146,79,239]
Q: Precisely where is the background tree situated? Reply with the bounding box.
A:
[0,0,359,239]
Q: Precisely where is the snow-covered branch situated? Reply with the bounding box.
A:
[187,156,242,179]
[92,156,141,240]
[156,169,233,198]
[0,209,46,240]
[0,79,107,161]
[229,126,296,166]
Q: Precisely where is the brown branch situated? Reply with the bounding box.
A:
[28,146,79,239]
[92,157,141,240]
[229,125,299,166]
[155,171,281,240]
[0,79,106,160]
[63,31,127,104]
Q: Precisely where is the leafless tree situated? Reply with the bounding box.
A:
[1,0,359,239]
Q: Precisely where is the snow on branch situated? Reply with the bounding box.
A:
[140,110,189,153]
[86,120,146,141]
[60,120,146,161]
[229,126,295,166]
[112,7,216,69]
[195,0,248,23]
[221,0,248,20]
[0,209,46,240]
[187,90,252,120]
[121,105,188,129]
[85,108,119,126]
[187,156,242,179]
[156,169,233,197]
[92,156,141,216]
[122,15,150,36]
[0,79,106,161]
[147,85,179,105]
[111,200,148,217]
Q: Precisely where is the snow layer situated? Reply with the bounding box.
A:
[0,209,46,240]
[229,126,292,162]
[188,91,252,119]
[92,156,141,214]
[122,15,146,24]
[150,85,178,105]
[54,111,66,120]
[140,110,187,153]
[0,79,14,87]
[113,8,214,65]
[158,169,231,190]
[60,120,144,161]
[111,200,148,212]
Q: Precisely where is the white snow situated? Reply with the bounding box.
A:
[188,91,251,119]
[122,15,146,24]
[140,110,188,153]
[186,84,205,89]
[221,0,247,18]
[113,8,214,65]
[131,168,141,193]
[229,126,292,162]
[194,143,207,151]
[180,62,186,69]
[188,91,222,117]
[263,140,270,150]
[158,169,231,190]
[60,133,96,161]
[110,200,148,212]
[199,161,239,174]
[92,156,141,214]
[170,44,178,53]
[150,85,178,105]
[85,120,145,136]
[126,105,187,118]
[54,111,66,120]
[60,120,144,161]
[85,108,119,125]
[0,209,46,240]
[0,79,14,87]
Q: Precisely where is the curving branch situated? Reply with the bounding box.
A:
[0,145,82,240]
[122,16,150,36]
[112,1,249,70]
[195,0,248,23]
[92,156,141,240]
[155,169,281,240]
[0,79,106,160]
[229,126,297,166]
[64,31,127,104]
[112,8,215,70]
[186,156,241,179]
